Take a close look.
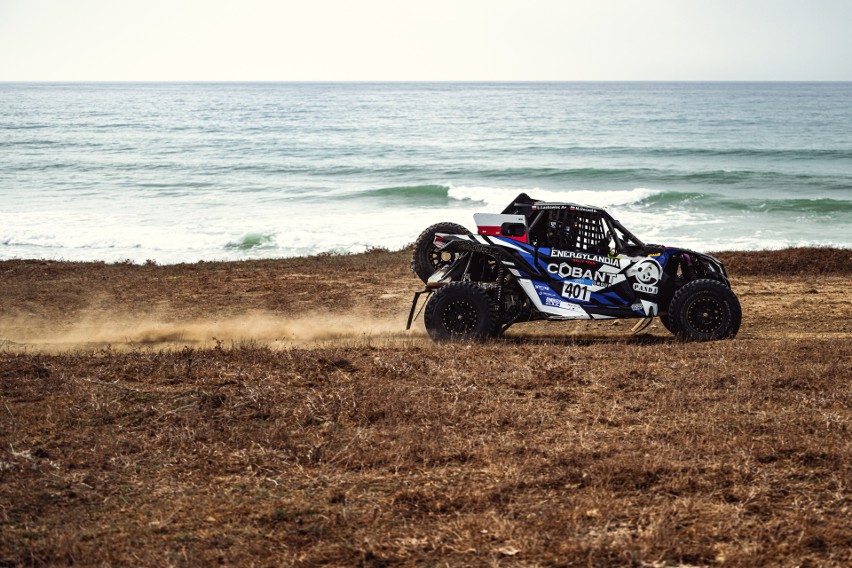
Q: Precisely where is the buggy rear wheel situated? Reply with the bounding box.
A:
[669,279,742,341]
[411,222,470,283]
[423,282,498,342]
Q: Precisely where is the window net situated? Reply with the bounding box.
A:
[548,209,610,254]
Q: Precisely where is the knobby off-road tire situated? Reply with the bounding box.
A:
[423,282,499,342]
[669,278,742,341]
[411,222,471,283]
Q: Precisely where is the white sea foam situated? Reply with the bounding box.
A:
[446,185,660,209]
[1,182,845,263]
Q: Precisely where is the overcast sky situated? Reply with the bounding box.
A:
[1,0,850,81]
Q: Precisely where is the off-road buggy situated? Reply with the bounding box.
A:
[406,193,741,342]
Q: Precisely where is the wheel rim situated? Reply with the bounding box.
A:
[686,296,726,334]
[429,248,456,271]
[441,298,479,335]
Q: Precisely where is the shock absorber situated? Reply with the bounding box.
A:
[682,253,697,281]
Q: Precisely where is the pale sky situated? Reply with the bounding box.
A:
[1,0,850,81]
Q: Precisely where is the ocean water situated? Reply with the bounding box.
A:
[1,82,850,264]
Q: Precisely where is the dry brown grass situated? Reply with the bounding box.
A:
[713,247,852,277]
[1,248,851,566]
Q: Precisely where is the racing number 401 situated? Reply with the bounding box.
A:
[562,282,591,302]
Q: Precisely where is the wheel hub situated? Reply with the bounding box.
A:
[442,299,478,334]
[686,297,725,333]
[430,249,456,270]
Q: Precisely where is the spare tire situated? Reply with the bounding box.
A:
[411,222,471,283]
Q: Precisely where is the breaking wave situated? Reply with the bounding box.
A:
[447,185,659,209]
[353,184,659,209]
[353,185,451,204]
[643,192,852,215]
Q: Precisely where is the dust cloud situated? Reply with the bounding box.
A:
[0,310,423,351]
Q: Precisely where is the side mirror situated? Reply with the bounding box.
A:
[500,222,526,237]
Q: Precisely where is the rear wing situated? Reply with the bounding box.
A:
[473,213,528,243]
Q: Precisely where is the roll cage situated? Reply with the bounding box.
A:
[500,193,646,255]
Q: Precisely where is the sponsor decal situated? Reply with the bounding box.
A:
[633,283,659,294]
[562,282,591,302]
[547,262,618,286]
[544,296,583,311]
[632,258,662,285]
[632,300,659,314]
[627,258,662,295]
[522,279,584,313]
[549,250,621,267]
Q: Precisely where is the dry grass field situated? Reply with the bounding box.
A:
[1,248,850,566]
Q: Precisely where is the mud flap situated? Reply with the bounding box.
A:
[406,289,433,330]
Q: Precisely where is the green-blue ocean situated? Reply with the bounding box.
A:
[1,82,850,263]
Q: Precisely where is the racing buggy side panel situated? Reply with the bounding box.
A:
[430,235,673,322]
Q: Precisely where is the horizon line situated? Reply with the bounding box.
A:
[2,79,852,84]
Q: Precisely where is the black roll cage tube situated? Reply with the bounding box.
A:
[524,207,645,254]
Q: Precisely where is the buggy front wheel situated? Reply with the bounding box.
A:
[669,279,741,341]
